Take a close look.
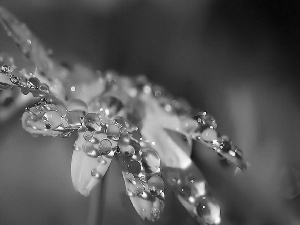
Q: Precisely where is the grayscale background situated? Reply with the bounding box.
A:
[0,1,299,225]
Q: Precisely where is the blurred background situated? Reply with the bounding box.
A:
[0,0,300,224]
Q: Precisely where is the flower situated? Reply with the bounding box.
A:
[0,6,248,225]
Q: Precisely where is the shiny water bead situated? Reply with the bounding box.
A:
[83,131,94,142]
[141,149,160,174]
[234,147,243,158]
[99,95,123,117]
[65,111,82,129]
[196,197,221,225]
[97,156,107,165]
[179,185,192,199]
[194,112,217,132]
[164,168,181,185]
[84,113,101,131]
[83,142,100,158]
[119,132,132,145]
[98,139,112,155]
[39,83,50,94]
[113,116,128,129]
[106,124,120,140]
[0,64,10,74]
[151,208,161,222]
[127,178,145,196]
[27,77,40,89]
[21,87,29,95]
[9,74,20,85]
[43,111,63,129]
[131,129,142,143]
[127,159,141,175]
[119,144,135,156]
[91,169,102,179]
[148,176,165,196]
[67,99,88,117]
[219,136,232,153]
[201,128,218,143]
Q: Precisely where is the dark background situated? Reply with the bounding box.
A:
[0,0,300,225]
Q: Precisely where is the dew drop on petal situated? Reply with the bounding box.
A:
[39,83,50,93]
[43,111,63,129]
[179,185,192,199]
[91,169,102,179]
[148,176,165,196]
[113,116,128,130]
[67,99,88,115]
[119,132,132,145]
[196,197,221,225]
[141,149,160,174]
[83,142,100,158]
[98,139,112,155]
[21,87,29,95]
[106,124,120,140]
[119,144,135,156]
[127,160,141,175]
[65,111,82,129]
[27,77,40,89]
[100,95,123,117]
[131,130,142,142]
[84,113,101,131]
[201,128,218,143]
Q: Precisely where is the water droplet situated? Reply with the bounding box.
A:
[196,197,221,224]
[99,95,123,117]
[141,149,160,174]
[201,128,218,143]
[98,139,112,155]
[106,124,120,140]
[21,87,29,95]
[113,116,128,130]
[219,137,232,153]
[39,83,50,93]
[1,65,10,74]
[67,99,88,115]
[83,142,100,158]
[127,160,141,175]
[27,77,40,89]
[150,208,161,222]
[97,157,107,165]
[193,112,217,133]
[119,144,135,156]
[119,132,132,145]
[126,189,135,197]
[131,130,142,142]
[148,176,164,196]
[65,111,82,129]
[9,75,20,85]
[43,111,63,129]
[83,131,97,142]
[91,169,102,179]
[179,185,191,199]
[84,113,101,131]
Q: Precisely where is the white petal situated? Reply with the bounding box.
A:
[71,134,112,196]
[122,172,164,222]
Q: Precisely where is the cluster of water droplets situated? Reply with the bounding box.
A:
[0,55,50,96]
[192,111,246,170]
